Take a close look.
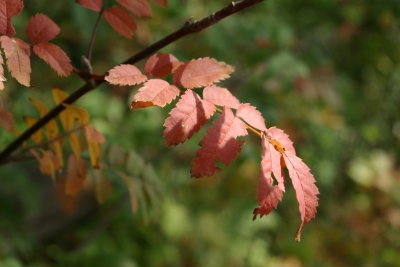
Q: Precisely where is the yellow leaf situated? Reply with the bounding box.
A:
[87,140,101,169]
[29,98,59,138]
[51,141,64,168]
[52,86,69,104]
[23,116,43,144]
[71,106,90,126]
[68,133,82,162]
[38,149,59,184]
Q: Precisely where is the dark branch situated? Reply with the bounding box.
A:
[0,0,264,164]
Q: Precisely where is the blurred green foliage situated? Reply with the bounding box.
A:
[1,0,400,266]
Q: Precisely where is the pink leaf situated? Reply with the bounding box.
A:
[190,106,248,178]
[0,109,14,131]
[284,152,319,242]
[76,0,102,11]
[253,133,284,220]
[266,126,296,155]
[0,36,31,86]
[33,43,72,77]
[66,154,87,196]
[131,79,180,109]
[0,0,24,36]
[144,53,182,78]
[173,58,234,89]
[163,90,215,146]
[26,14,60,44]
[152,0,168,8]
[236,103,267,131]
[104,6,137,39]
[105,64,147,86]
[203,85,240,109]
[85,124,105,143]
[117,0,153,18]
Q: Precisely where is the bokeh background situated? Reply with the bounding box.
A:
[1,0,400,266]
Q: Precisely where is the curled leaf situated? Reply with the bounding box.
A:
[131,79,180,109]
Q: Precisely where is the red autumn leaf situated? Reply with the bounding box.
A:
[172,58,234,89]
[190,106,248,178]
[85,124,105,143]
[66,154,87,196]
[0,36,31,86]
[203,85,240,109]
[0,50,5,90]
[105,64,147,86]
[163,90,215,146]
[152,0,168,8]
[26,14,60,44]
[0,0,24,36]
[144,53,182,78]
[116,0,153,18]
[104,6,137,39]
[33,43,72,77]
[131,79,180,109]
[76,0,102,11]
[253,132,284,220]
[236,103,267,131]
[284,152,319,242]
[0,109,14,131]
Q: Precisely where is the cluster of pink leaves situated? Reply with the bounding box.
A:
[105,53,319,241]
[0,0,73,89]
[77,0,168,39]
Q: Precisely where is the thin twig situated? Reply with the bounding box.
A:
[215,107,262,137]
[86,0,110,61]
[0,0,264,164]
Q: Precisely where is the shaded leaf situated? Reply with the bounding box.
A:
[203,85,240,109]
[163,90,215,146]
[117,0,153,18]
[0,109,14,131]
[118,171,138,213]
[144,53,182,77]
[253,133,283,220]
[76,0,102,11]
[85,124,105,143]
[0,50,5,90]
[191,106,248,178]
[65,154,87,196]
[0,0,24,36]
[152,0,168,8]
[23,115,42,144]
[236,103,267,131]
[173,57,234,89]
[131,79,180,109]
[33,43,72,76]
[105,64,147,85]
[284,152,319,242]
[93,169,112,204]
[104,6,137,39]
[0,36,31,86]
[26,14,60,44]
